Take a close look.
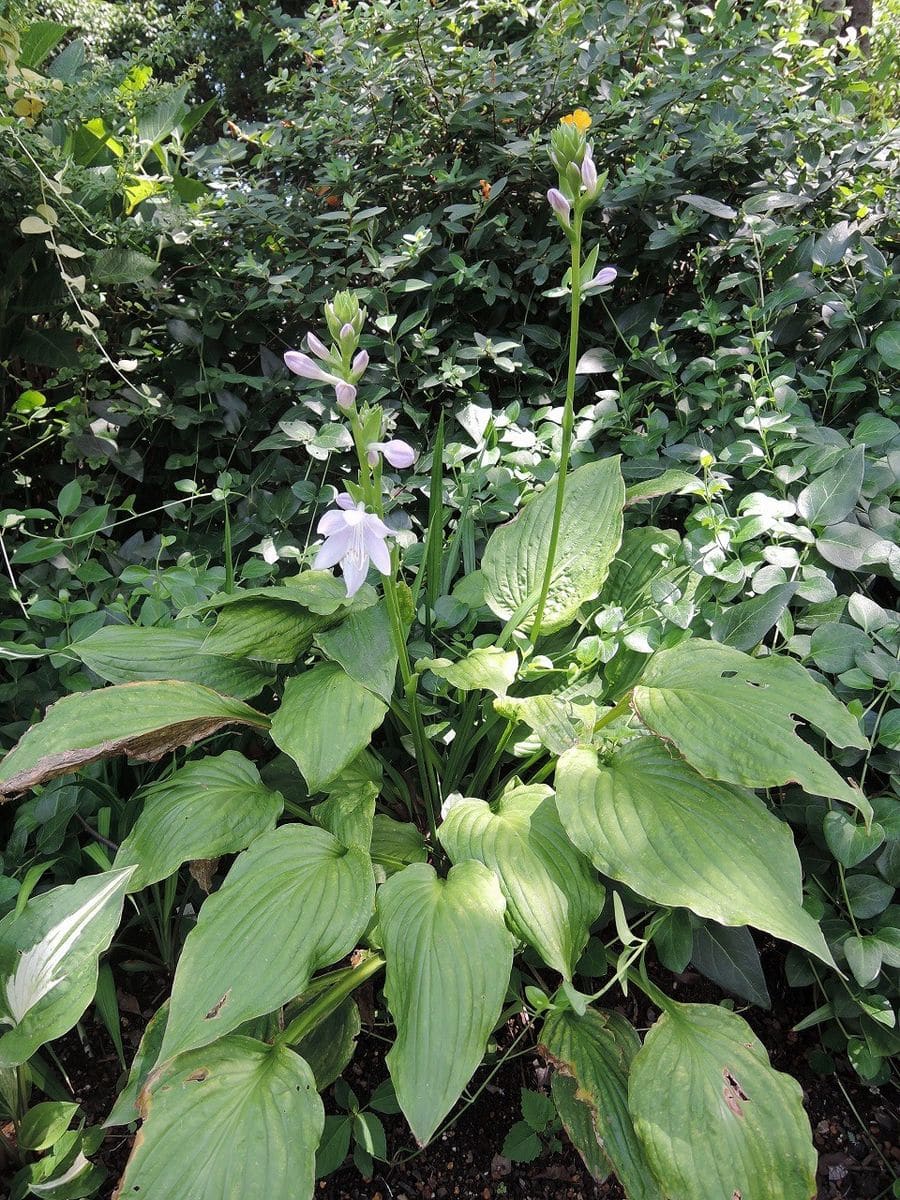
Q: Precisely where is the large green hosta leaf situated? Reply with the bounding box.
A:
[0,868,134,1066]
[541,1007,662,1199]
[556,738,834,963]
[482,458,624,634]
[160,825,374,1061]
[194,572,366,663]
[69,625,273,698]
[270,664,388,793]
[315,600,398,702]
[439,784,604,979]
[115,1036,323,1200]
[114,751,284,891]
[628,1003,817,1200]
[631,639,870,817]
[0,682,268,797]
[377,861,515,1145]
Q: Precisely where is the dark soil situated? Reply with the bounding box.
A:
[18,955,897,1200]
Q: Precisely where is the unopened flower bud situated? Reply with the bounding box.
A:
[547,188,571,224]
[335,381,357,409]
[581,153,598,194]
[307,331,331,361]
[352,349,369,376]
[586,266,618,289]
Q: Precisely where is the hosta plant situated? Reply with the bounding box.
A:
[0,113,871,1200]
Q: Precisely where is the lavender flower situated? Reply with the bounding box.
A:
[366,439,416,469]
[581,152,598,194]
[547,188,571,224]
[585,266,618,288]
[284,349,356,409]
[314,493,392,597]
[306,332,331,361]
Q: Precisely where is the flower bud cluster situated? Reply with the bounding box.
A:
[546,109,605,235]
[283,290,370,411]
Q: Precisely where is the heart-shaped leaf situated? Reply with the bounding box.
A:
[628,1003,817,1200]
[377,861,514,1145]
[115,1037,323,1200]
[483,458,624,634]
[555,738,834,964]
[114,751,284,890]
[439,783,604,979]
[631,640,870,818]
[160,825,374,1060]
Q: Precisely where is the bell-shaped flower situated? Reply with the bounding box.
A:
[284,350,343,386]
[314,493,392,597]
[285,350,356,409]
[366,439,416,469]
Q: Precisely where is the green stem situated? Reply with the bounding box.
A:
[530,208,584,645]
[593,693,633,732]
[277,953,385,1048]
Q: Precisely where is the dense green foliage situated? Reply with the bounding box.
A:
[0,0,898,1194]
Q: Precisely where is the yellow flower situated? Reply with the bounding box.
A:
[561,108,591,133]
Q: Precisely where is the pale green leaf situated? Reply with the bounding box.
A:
[370,814,427,877]
[18,1101,79,1152]
[628,1003,817,1200]
[483,458,625,634]
[160,825,374,1060]
[439,783,604,979]
[542,1008,662,1198]
[555,739,833,964]
[70,625,273,698]
[631,639,870,817]
[0,868,133,1067]
[710,583,796,651]
[418,647,519,697]
[114,752,284,890]
[493,694,596,756]
[117,1036,323,1200]
[797,447,865,528]
[270,664,388,793]
[0,682,268,798]
[92,247,158,285]
[377,861,515,1145]
[315,601,397,701]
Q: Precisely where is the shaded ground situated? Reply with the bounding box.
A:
[32,960,898,1200]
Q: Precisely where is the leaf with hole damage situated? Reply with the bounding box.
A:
[160,825,374,1061]
[542,1007,662,1198]
[114,1036,323,1200]
[114,752,283,891]
[628,1003,817,1200]
[0,682,268,798]
[555,738,833,965]
[377,862,514,1145]
[483,458,624,634]
[439,783,604,979]
[631,639,869,818]
[0,868,134,1067]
